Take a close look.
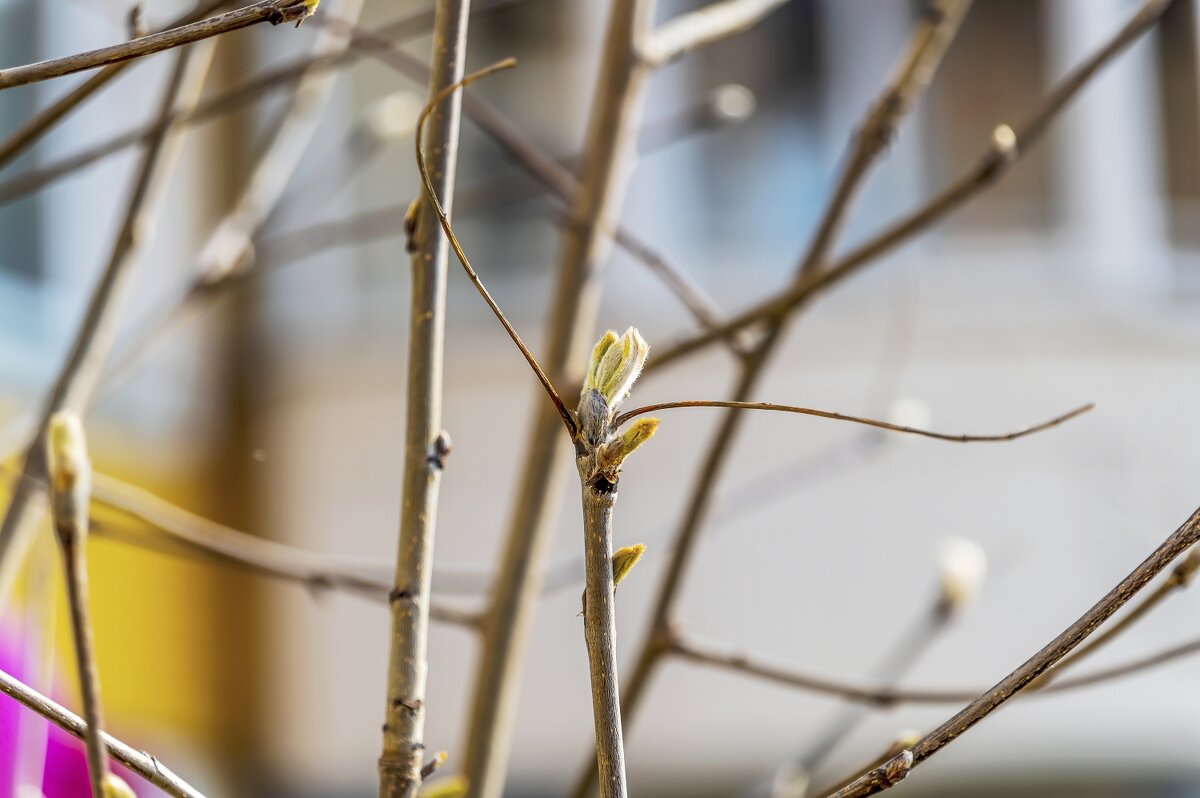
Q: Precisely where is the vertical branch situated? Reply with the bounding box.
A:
[580,487,627,798]
[568,4,971,795]
[460,2,656,796]
[0,43,215,605]
[377,0,470,795]
[45,412,109,798]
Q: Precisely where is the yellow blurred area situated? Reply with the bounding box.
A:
[1,446,261,771]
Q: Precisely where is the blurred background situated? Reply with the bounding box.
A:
[0,0,1199,795]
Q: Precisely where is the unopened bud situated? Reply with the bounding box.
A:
[584,327,649,409]
[937,536,987,612]
[47,411,89,495]
[419,774,468,798]
[101,774,136,798]
[612,543,646,587]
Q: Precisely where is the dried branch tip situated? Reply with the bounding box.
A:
[101,774,136,798]
[47,411,89,495]
[936,536,987,612]
[584,327,649,411]
[418,774,468,798]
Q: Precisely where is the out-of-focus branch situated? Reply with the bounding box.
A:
[378,0,471,793]
[648,0,1175,374]
[0,0,228,170]
[639,0,792,67]
[0,0,310,91]
[827,505,1200,798]
[667,624,1200,709]
[0,666,205,798]
[569,6,972,796]
[0,40,216,607]
[0,0,524,206]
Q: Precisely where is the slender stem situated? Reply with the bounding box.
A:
[46,418,108,797]
[581,484,628,798]
[613,400,1091,442]
[666,626,1200,706]
[413,60,575,434]
[0,43,215,607]
[0,666,205,798]
[788,602,953,788]
[648,0,1174,374]
[459,2,656,795]
[378,0,470,794]
[0,0,228,170]
[83,471,479,627]
[826,505,1200,798]
[0,1,522,207]
[639,0,793,67]
[0,1,309,91]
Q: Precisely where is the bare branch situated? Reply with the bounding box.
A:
[413,59,576,435]
[668,624,1200,708]
[827,504,1200,798]
[0,0,310,91]
[639,0,793,67]
[0,666,206,798]
[0,0,228,170]
[379,0,472,793]
[613,400,1091,442]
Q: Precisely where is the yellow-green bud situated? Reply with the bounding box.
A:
[611,543,646,587]
[419,774,468,798]
[101,774,136,798]
[584,327,648,409]
[597,417,659,475]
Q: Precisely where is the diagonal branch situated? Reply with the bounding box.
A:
[0,0,311,91]
[0,666,205,798]
[612,400,1091,442]
[0,0,229,170]
[413,59,575,435]
[570,6,974,795]
[826,504,1200,798]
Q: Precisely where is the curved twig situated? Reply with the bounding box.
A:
[413,58,576,436]
[613,400,1092,443]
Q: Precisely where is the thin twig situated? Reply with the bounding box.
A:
[569,5,971,795]
[0,0,228,170]
[639,0,793,67]
[379,0,472,793]
[613,400,1091,442]
[0,0,525,206]
[0,666,205,798]
[666,624,1200,707]
[413,60,574,433]
[0,0,309,91]
[826,505,1200,798]
[648,0,1175,373]
[0,40,216,608]
[45,414,109,797]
